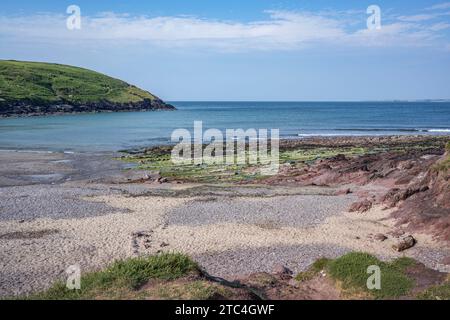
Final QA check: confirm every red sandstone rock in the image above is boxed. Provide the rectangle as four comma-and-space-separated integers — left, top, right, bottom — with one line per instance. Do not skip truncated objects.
349, 199, 373, 213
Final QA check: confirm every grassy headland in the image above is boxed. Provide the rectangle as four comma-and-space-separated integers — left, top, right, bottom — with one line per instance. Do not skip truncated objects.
0, 60, 174, 116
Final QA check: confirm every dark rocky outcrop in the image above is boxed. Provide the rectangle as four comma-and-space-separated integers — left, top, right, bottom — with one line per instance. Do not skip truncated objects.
0, 98, 175, 118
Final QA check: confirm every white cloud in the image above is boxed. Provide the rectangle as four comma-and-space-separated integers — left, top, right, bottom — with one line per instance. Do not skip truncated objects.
427, 2, 450, 10
397, 14, 437, 22
430, 22, 450, 31
0, 10, 448, 51
348, 23, 439, 47
0, 11, 346, 49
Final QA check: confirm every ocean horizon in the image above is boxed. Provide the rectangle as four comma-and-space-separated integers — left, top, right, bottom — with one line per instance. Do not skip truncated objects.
0, 101, 449, 152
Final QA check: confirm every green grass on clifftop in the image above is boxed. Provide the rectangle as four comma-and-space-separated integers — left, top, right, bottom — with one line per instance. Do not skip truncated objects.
0, 60, 157, 105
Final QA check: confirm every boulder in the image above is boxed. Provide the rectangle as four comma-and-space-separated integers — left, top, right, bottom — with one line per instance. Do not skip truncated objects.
392, 235, 416, 252
349, 199, 372, 213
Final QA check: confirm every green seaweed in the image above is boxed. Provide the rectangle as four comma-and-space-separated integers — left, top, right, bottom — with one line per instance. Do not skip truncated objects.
118, 138, 449, 183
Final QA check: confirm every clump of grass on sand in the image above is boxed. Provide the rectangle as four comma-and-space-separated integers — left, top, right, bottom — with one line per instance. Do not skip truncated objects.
295, 253, 415, 299
29, 253, 199, 300
327, 252, 414, 299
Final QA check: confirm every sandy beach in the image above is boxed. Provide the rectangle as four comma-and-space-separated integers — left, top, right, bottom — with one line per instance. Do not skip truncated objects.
1, 137, 449, 297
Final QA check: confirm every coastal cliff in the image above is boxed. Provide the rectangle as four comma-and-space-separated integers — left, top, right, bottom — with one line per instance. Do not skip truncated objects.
0, 60, 175, 117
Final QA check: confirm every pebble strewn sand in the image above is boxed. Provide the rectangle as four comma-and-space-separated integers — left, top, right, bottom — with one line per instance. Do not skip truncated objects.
0, 194, 187, 296
1, 188, 448, 296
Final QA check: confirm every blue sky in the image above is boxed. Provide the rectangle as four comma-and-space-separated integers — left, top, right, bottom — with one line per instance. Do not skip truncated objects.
1, 0, 450, 101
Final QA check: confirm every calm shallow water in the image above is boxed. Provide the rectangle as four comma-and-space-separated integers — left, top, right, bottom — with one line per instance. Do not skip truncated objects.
0, 101, 449, 152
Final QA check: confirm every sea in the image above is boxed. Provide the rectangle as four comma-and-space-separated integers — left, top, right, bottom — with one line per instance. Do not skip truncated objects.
0, 101, 449, 152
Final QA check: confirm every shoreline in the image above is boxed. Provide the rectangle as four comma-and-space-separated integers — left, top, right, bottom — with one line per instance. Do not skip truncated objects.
0, 133, 449, 155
